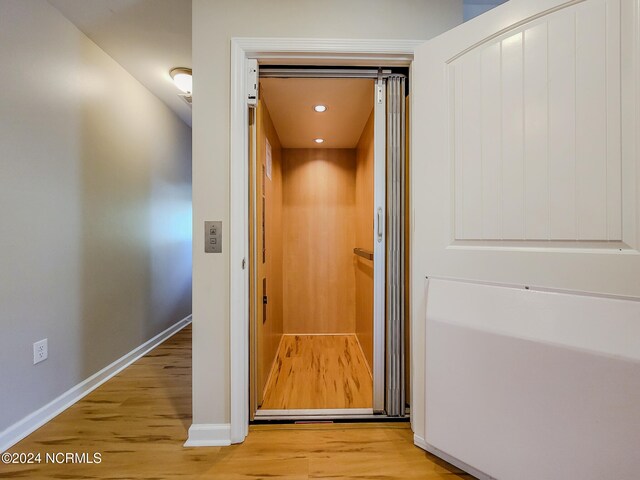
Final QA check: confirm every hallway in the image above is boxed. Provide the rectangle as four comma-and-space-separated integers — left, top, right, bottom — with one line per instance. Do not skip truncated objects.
2, 325, 469, 479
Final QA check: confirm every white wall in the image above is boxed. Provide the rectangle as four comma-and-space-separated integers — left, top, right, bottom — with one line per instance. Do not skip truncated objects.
192, 0, 463, 430
0, 0, 192, 434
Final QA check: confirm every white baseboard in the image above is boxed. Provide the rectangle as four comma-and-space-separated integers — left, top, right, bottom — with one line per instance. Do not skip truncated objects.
413, 434, 493, 480
184, 423, 231, 447
0, 315, 192, 453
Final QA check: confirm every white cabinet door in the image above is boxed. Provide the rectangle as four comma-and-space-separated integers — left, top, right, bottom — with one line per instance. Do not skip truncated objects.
411, 0, 640, 478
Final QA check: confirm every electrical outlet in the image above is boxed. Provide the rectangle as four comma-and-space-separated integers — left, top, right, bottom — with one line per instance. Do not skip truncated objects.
33, 339, 48, 365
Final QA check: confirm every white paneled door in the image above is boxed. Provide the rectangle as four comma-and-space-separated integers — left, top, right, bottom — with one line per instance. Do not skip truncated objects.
411, 0, 640, 478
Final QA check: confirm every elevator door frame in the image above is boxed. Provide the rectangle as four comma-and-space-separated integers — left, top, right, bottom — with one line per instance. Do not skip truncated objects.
229, 38, 420, 444
249, 72, 387, 420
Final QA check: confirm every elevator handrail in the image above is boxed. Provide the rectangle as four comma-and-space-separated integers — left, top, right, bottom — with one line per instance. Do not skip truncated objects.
353, 247, 374, 261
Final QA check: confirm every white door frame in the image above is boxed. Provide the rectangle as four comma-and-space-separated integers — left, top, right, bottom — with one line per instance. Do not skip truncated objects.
229, 37, 421, 443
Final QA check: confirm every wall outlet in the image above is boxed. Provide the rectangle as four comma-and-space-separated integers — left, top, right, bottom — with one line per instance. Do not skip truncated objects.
33, 339, 48, 365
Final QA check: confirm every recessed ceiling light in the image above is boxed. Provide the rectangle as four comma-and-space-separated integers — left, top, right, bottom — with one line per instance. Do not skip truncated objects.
313, 105, 327, 113
314, 138, 324, 144
170, 67, 192, 94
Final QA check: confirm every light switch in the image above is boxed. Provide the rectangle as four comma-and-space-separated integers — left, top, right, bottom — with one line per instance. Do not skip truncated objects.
205, 221, 222, 253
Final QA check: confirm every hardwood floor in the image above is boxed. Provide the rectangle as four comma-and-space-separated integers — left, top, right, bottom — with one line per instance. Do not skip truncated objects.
261, 334, 372, 410
1, 325, 472, 479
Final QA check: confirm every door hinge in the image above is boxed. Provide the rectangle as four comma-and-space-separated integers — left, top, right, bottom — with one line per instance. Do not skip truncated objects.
376, 85, 384, 104
241, 258, 246, 270
262, 295, 268, 305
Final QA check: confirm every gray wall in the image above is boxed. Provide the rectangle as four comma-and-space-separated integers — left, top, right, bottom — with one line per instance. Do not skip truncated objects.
464, 1, 509, 21
0, 0, 192, 432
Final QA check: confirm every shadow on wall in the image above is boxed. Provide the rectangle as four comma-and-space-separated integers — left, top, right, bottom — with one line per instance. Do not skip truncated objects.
77, 39, 193, 381
464, 0, 510, 21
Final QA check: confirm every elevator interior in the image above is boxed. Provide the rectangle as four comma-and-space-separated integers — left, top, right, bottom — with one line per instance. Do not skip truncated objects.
249, 71, 409, 419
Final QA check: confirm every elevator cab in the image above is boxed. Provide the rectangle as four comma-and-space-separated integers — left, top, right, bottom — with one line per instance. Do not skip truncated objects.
248, 68, 409, 421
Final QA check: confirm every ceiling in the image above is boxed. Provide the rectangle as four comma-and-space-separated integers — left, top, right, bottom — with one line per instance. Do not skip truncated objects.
47, 0, 192, 126
44, 1, 487, 129
260, 78, 374, 149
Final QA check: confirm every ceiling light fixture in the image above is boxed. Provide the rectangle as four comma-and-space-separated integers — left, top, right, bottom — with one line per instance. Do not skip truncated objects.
313, 105, 327, 113
314, 138, 324, 144
170, 67, 192, 94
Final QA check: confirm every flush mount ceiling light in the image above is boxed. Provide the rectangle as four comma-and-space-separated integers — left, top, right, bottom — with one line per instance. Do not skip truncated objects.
170, 67, 192, 94
313, 104, 327, 113
314, 138, 324, 144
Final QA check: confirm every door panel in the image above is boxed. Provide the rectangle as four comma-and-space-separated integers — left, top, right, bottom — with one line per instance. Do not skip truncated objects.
446, 0, 623, 244
385, 75, 407, 416
412, 0, 640, 477
373, 79, 386, 412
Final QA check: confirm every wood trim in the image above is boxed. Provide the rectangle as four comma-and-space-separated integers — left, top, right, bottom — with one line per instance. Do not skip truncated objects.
260, 334, 286, 403
353, 334, 373, 380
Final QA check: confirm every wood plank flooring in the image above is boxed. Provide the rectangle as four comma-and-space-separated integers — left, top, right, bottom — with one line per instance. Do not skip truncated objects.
261, 334, 372, 410
1, 325, 472, 479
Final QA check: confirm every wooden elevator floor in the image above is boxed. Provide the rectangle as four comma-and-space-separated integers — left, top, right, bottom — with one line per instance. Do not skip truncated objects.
260, 334, 373, 410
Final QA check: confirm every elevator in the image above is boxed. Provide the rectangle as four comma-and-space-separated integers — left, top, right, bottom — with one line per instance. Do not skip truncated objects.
249, 68, 408, 420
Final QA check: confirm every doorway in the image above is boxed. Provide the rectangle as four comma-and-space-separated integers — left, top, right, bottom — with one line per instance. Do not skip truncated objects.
225, 36, 421, 445
248, 69, 408, 420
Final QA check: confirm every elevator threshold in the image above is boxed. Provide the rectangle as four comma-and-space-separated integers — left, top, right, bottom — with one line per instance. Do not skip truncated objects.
255, 408, 374, 420
253, 410, 410, 423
